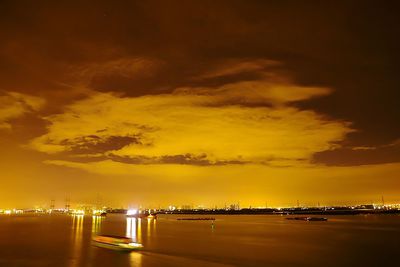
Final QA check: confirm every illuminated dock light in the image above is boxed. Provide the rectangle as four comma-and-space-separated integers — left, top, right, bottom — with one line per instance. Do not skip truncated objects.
92, 209, 105, 216
72, 209, 85, 215
127, 209, 137, 216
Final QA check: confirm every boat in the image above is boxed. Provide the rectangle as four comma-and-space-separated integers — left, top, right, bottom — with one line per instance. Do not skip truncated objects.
126, 209, 147, 218
286, 217, 328, 221
177, 217, 215, 221
307, 217, 328, 221
92, 212, 107, 217
92, 235, 143, 252
126, 209, 156, 219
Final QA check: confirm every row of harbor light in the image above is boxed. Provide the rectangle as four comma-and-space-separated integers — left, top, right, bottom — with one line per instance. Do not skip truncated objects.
71, 209, 106, 215
0, 209, 24, 214
127, 209, 158, 215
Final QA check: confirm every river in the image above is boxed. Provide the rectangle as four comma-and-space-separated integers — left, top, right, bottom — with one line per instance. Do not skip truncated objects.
0, 214, 398, 267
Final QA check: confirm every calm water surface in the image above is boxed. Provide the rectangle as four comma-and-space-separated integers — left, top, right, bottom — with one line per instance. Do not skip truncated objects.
0, 214, 398, 267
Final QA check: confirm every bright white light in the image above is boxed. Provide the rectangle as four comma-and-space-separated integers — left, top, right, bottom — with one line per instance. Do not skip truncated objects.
92, 209, 105, 215
128, 242, 143, 248
127, 209, 137, 216
73, 209, 85, 215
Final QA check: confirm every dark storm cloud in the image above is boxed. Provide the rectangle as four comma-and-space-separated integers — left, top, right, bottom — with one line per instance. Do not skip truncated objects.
59, 135, 140, 154
46, 151, 248, 166
313, 143, 400, 166
108, 153, 247, 166
68, 153, 248, 166
0, 0, 399, 166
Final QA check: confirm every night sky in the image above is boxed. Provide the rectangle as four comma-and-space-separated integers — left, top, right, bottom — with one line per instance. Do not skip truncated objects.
0, 0, 399, 208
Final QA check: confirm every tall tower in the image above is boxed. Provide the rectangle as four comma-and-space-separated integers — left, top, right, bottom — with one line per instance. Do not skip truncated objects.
96, 193, 103, 210
50, 199, 55, 210
65, 196, 70, 212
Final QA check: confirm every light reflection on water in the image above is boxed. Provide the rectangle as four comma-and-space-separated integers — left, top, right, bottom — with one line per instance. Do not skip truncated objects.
146, 218, 151, 240
92, 215, 103, 234
137, 218, 142, 243
126, 217, 143, 267
126, 217, 137, 241
70, 215, 84, 267
129, 247, 143, 267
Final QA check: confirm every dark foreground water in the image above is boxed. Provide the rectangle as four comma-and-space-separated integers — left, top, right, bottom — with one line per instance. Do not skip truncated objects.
0, 214, 398, 267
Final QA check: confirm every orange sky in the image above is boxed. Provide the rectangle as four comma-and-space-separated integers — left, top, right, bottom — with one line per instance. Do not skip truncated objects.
0, 1, 399, 208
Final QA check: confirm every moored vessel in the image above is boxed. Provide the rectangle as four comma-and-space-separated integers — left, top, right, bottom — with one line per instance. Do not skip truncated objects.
286, 217, 328, 221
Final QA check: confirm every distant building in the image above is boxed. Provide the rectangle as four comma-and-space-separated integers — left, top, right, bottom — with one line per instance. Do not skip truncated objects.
229, 203, 240, 211
181, 205, 192, 210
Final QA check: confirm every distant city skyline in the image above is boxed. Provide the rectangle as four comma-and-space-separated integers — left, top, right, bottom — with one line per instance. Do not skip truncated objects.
0, 196, 394, 210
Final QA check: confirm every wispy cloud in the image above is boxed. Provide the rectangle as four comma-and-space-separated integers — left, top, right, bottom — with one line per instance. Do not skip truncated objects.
0, 92, 45, 130
194, 59, 280, 80
175, 80, 331, 106
69, 57, 162, 84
